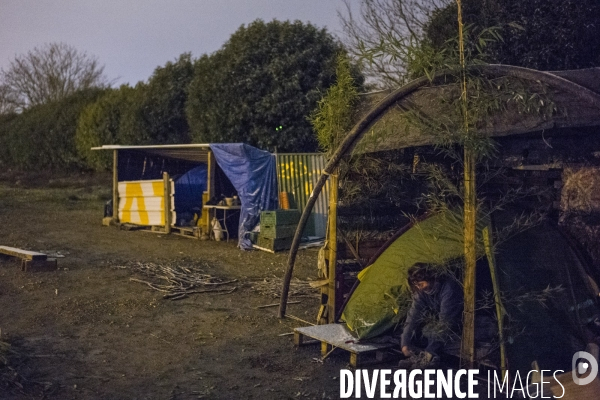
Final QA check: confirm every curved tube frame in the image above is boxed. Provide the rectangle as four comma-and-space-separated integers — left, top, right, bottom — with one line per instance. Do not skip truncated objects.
278, 64, 600, 318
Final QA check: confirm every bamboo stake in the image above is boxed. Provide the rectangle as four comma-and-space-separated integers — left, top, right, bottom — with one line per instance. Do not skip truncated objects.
327, 170, 339, 323
457, 0, 477, 368
483, 226, 507, 380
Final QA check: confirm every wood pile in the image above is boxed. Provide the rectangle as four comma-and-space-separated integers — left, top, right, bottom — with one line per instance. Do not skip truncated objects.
124, 262, 237, 300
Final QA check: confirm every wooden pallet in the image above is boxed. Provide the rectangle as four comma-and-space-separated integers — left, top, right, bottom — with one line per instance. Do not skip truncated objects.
294, 324, 394, 367
0, 246, 57, 272
171, 226, 201, 239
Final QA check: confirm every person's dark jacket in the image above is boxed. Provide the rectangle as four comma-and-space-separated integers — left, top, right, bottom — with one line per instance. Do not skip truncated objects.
400, 277, 463, 349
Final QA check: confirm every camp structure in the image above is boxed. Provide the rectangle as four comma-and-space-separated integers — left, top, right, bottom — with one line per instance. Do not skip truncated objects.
92, 143, 329, 250
281, 65, 600, 384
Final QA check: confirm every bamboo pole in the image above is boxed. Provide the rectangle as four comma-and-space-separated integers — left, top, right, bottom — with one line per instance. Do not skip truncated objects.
327, 170, 339, 323
112, 149, 119, 222
163, 172, 171, 234
462, 150, 477, 368
457, 0, 477, 368
483, 226, 507, 380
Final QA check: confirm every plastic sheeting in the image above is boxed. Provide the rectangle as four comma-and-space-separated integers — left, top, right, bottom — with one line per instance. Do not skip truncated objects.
174, 165, 208, 224
210, 144, 278, 249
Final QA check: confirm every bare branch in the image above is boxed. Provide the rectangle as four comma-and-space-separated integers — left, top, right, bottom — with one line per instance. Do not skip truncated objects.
0, 42, 109, 111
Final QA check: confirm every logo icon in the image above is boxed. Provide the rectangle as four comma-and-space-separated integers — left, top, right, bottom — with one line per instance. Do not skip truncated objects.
572, 351, 599, 385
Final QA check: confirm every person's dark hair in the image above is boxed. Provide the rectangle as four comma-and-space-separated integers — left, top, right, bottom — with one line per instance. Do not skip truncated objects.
407, 263, 438, 291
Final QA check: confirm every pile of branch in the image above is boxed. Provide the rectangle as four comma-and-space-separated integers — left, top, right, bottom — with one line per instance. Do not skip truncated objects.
125, 262, 237, 300
251, 276, 316, 299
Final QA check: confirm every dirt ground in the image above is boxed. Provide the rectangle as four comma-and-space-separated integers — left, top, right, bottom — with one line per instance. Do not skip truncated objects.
0, 172, 353, 400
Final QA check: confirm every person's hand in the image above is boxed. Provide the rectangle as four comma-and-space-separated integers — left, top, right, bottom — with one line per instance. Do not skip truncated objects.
402, 346, 413, 357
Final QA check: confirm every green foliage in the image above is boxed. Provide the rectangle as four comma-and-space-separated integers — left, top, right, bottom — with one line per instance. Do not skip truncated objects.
121, 53, 194, 145
425, 0, 600, 71
75, 53, 194, 171
311, 54, 360, 155
0, 88, 105, 170
75, 86, 139, 170
186, 19, 344, 152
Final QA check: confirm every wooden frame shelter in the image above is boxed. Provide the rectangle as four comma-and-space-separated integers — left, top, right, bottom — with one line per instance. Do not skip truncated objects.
278, 65, 600, 321
92, 144, 219, 238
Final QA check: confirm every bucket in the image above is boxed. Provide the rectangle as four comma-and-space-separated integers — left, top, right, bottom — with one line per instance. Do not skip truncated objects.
279, 192, 290, 209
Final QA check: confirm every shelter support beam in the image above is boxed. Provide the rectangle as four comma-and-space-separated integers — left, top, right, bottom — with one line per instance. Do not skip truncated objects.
202, 150, 216, 236
163, 172, 172, 234
112, 150, 119, 222
327, 170, 339, 323
483, 227, 507, 379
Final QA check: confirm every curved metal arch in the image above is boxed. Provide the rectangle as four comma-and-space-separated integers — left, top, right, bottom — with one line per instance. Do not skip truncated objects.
278, 64, 600, 318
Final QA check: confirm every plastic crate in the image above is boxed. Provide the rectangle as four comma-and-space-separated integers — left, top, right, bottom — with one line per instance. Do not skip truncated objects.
257, 235, 293, 252
260, 224, 297, 239
260, 209, 301, 226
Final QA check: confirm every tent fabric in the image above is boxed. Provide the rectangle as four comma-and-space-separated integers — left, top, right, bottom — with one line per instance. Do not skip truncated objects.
174, 164, 208, 224
342, 210, 489, 340
496, 221, 597, 373
209, 143, 278, 249
342, 210, 599, 375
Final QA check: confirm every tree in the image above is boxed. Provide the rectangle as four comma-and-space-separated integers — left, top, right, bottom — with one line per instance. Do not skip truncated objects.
76, 85, 139, 170
0, 88, 106, 169
425, 0, 600, 71
121, 53, 194, 145
1, 42, 109, 111
340, 0, 600, 88
339, 0, 451, 87
186, 19, 344, 152
0, 84, 18, 115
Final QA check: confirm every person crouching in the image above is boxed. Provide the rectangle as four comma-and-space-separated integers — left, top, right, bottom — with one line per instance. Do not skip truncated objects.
398, 263, 463, 369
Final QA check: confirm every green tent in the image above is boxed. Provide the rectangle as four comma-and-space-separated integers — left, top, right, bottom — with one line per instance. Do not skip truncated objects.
341, 210, 599, 373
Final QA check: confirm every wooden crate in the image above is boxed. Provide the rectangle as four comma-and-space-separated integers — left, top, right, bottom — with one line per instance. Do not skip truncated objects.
257, 235, 293, 252
260, 210, 300, 226
260, 224, 297, 239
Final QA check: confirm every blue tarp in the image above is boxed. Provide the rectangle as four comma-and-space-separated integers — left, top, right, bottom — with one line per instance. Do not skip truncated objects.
174, 164, 208, 224
210, 143, 278, 249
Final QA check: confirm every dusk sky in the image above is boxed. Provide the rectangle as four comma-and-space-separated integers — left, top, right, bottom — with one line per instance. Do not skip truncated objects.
1, 0, 361, 86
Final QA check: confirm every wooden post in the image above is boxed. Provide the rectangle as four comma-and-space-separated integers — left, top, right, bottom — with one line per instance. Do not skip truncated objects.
327, 170, 339, 323
462, 149, 477, 368
203, 150, 216, 235
163, 171, 171, 234
112, 149, 119, 222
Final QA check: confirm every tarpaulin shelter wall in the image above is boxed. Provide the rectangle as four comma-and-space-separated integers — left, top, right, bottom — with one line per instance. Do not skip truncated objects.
209, 144, 278, 249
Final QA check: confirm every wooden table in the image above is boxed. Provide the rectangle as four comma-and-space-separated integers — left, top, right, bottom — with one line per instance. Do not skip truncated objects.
203, 205, 241, 242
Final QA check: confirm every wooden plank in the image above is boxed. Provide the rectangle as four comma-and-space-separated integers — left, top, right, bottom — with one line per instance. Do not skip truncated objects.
0, 246, 47, 261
